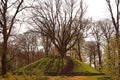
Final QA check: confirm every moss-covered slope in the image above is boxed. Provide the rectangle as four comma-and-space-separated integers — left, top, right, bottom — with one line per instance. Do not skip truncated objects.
16, 56, 101, 76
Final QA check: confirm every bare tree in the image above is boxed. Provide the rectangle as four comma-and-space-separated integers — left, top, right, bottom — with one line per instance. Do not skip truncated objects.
75, 19, 90, 61
91, 22, 103, 71
98, 19, 114, 60
85, 41, 98, 69
41, 35, 52, 56
105, 0, 120, 78
16, 31, 38, 64
0, 0, 24, 75
31, 0, 87, 58
96, 20, 114, 72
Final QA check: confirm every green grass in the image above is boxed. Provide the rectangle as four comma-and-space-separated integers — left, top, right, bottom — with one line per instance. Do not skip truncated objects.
17, 57, 51, 75
0, 74, 105, 80
71, 58, 100, 75
16, 56, 101, 76
0, 72, 50, 80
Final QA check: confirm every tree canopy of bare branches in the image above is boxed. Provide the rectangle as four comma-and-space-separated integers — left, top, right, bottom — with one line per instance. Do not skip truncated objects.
31, 0, 87, 57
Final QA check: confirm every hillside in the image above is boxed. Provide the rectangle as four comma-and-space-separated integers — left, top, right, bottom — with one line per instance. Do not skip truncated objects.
16, 56, 101, 76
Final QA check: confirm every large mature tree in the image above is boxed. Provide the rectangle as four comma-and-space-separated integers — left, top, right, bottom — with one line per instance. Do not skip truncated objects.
105, 0, 120, 78
0, 0, 24, 75
31, 0, 87, 57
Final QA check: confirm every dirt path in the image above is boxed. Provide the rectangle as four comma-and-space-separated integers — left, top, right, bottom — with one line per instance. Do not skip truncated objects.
49, 76, 99, 80
52, 76, 60, 80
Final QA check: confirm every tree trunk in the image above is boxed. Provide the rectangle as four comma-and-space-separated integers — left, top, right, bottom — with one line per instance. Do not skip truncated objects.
106, 40, 112, 71
93, 53, 96, 69
97, 42, 102, 71
45, 47, 49, 57
77, 39, 82, 61
59, 49, 66, 58
27, 52, 30, 64
89, 53, 92, 66
1, 38, 7, 75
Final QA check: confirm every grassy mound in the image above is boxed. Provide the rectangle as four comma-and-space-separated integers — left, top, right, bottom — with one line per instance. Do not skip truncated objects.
16, 56, 101, 76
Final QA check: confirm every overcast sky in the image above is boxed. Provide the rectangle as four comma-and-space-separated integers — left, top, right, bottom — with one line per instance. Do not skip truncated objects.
85, 0, 110, 20
84, 0, 114, 41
